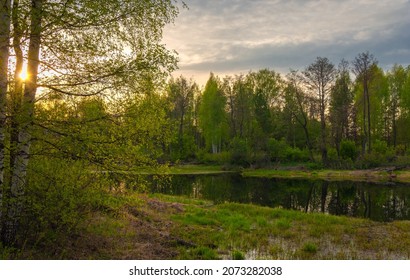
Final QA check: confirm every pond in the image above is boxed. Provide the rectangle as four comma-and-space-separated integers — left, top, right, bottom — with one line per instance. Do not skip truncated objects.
146, 174, 410, 222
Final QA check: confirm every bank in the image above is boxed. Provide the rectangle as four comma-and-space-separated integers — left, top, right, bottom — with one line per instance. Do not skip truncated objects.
10, 190, 407, 260
242, 167, 410, 183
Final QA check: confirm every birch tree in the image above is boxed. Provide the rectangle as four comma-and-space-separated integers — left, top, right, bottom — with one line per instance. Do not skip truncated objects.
0, 0, 180, 245
0, 0, 11, 231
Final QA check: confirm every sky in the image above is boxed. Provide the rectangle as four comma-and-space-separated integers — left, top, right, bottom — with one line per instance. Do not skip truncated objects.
162, 0, 410, 86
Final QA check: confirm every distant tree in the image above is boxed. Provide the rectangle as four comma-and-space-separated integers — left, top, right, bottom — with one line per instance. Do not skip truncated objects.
303, 57, 336, 164
198, 73, 228, 154
246, 69, 282, 139
167, 76, 198, 158
368, 65, 389, 144
330, 59, 354, 157
352, 52, 377, 154
284, 71, 314, 161
231, 75, 254, 139
386, 65, 407, 147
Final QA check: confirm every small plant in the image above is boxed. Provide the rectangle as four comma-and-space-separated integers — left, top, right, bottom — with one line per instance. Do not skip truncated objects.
189, 246, 219, 260
302, 242, 318, 253
276, 218, 291, 230
232, 250, 245, 260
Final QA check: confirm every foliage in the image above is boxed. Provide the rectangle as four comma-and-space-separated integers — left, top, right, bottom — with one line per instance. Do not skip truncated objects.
22, 158, 101, 245
284, 146, 310, 162
198, 74, 228, 154
267, 138, 288, 162
340, 140, 358, 161
229, 137, 250, 166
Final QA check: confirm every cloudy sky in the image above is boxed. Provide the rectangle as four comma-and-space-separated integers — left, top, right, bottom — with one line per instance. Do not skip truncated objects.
163, 0, 410, 86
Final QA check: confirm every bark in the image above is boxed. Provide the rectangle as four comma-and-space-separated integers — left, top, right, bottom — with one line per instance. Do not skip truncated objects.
320, 84, 328, 164
362, 80, 367, 155
4, 0, 43, 245
10, 0, 24, 174
0, 0, 11, 235
366, 81, 371, 153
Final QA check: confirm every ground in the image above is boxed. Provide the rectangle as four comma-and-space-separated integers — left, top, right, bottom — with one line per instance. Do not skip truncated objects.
48, 193, 410, 260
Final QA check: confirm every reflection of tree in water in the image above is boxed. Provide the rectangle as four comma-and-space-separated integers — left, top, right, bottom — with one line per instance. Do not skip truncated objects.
145, 174, 410, 222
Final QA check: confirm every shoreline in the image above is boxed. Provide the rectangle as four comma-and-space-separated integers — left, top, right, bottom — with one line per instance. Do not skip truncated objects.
242, 168, 410, 183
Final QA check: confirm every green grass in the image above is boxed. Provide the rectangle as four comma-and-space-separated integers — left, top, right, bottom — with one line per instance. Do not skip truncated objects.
168, 164, 234, 175
156, 195, 410, 260
10, 190, 408, 260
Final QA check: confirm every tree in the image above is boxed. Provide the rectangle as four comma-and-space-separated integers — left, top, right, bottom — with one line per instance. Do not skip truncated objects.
246, 69, 282, 141
386, 64, 407, 147
284, 70, 314, 161
198, 73, 227, 154
167, 76, 197, 159
303, 57, 336, 164
0, 0, 11, 231
352, 51, 377, 155
330, 59, 354, 157
0, 0, 181, 245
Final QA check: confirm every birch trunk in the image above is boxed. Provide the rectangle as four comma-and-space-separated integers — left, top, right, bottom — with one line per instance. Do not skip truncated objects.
4, 0, 43, 244
10, 0, 24, 174
0, 0, 11, 235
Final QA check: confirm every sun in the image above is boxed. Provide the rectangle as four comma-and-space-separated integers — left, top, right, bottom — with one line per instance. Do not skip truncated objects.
19, 68, 28, 81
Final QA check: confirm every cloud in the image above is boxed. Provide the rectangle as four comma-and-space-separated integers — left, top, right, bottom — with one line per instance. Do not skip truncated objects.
164, 0, 410, 84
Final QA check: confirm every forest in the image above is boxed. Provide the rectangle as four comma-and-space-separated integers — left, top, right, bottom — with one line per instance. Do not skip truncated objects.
1, 0, 410, 259
165, 58, 410, 169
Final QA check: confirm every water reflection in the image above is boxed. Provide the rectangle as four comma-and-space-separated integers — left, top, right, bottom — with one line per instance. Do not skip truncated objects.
147, 174, 410, 222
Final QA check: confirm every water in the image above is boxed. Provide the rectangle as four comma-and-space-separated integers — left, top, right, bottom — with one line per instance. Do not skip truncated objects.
146, 174, 410, 222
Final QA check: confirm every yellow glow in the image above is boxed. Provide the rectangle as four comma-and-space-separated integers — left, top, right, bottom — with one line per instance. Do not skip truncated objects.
19, 68, 28, 81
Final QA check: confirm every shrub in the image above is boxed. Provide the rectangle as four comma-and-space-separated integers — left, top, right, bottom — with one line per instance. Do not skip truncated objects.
373, 140, 388, 155
327, 148, 338, 161
267, 138, 288, 162
20, 157, 104, 252
395, 144, 406, 156
284, 146, 310, 162
340, 140, 358, 161
229, 137, 250, 166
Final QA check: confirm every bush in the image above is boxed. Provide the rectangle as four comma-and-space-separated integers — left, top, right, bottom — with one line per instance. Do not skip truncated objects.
327, 148, 338, 161
229, 137, 250, 166
372, 140, 388, 155
395, 144, 406, 156
267, 138, 288, 162
20, 157, 104, 252
284, 146, 310, 162
198, 151, 231, 165
340, 140, 358, 161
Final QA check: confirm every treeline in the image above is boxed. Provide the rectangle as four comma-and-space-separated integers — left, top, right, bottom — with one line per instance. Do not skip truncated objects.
164, 52, 410, 168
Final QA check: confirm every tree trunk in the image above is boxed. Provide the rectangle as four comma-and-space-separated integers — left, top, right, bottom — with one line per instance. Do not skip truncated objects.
320, 85, 327, 164
10, 0, 24, 175
178, 111, 184, 153
366, 81, 371, 153
362, 79, 367, 156
0, 0, 11, 235
4, 0, 43, 245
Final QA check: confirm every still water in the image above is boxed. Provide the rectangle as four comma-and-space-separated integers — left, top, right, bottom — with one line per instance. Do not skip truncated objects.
147, 174, 410, 222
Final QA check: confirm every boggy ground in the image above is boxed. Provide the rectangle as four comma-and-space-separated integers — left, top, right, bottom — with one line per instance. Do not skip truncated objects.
25, 192, 408, 260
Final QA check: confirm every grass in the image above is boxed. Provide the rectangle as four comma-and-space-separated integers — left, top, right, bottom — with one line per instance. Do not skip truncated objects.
153, 194, 410, 260
5, 190, 410, 260
167, 164, 234, 175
